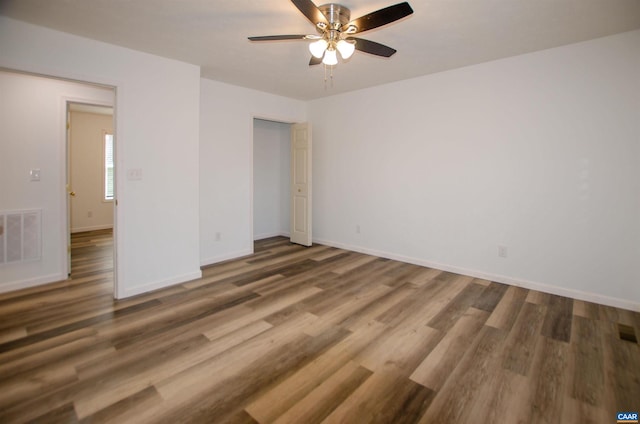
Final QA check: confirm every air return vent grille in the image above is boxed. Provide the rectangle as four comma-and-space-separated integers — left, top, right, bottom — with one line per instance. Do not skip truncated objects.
0, 210, 41, 264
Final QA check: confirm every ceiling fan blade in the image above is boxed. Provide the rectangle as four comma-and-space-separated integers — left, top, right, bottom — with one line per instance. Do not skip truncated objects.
309, 56, 322, 66
248, 35, 309, 41
291, 0, 329, 26
350, 37, 397, 57
348, 2, 413, 33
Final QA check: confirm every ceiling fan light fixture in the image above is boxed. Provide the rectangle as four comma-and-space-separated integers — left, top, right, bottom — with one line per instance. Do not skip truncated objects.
322, 48, 338, 66
309, 39, 328, 58
336, 39, 355, 59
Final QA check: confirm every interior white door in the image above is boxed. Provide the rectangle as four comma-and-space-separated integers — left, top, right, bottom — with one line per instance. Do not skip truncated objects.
290, 123, 312, 246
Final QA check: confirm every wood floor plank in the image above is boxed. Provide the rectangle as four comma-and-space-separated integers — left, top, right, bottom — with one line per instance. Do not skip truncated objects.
602, 321, 640, 411
466, 366, 531, 424
561, 396, 609, 424
406, 267, 443, 286
541, 295, 574, 343
573, 299, 600, 320
501, 301, 547, 376
0, 364, 78, 410
323, 369, 435, 424
411, 307, 489, 390
472, 281, 509, 312
356, 321, 441, 376
0, 232, 638, 423
0, 335, 114, 380
73, 334, 211, 418
417, 325, 507, 423
485, 285, 529, 331
0, 327, 27, 344
376, 274, 467, 328
339, 281, 419, 332
570, 316, 605, 406
426, 281, 486, 332
245, 320, 387, 423
271, 360, 372, 424
78, 386, 163, 424
331, 253, 379, 275
528, 337, 570, 423
31, 403, 79, 424
154, 324, 350, 423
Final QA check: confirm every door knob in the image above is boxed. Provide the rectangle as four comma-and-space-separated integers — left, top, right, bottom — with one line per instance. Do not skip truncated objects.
69, 191, 76, 197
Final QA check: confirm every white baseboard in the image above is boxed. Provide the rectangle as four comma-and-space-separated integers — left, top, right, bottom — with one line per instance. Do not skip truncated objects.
71, 224, 113, 233
119, 270, 203, 299
200, 248, 253, 268
0, 272, 67, 294
313, 237, 640, 312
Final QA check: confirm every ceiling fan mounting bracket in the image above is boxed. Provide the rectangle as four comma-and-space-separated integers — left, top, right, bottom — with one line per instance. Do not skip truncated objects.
318, 3, 351, 29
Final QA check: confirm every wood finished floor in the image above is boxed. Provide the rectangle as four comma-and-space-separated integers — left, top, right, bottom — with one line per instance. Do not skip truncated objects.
0, 230, 638, 423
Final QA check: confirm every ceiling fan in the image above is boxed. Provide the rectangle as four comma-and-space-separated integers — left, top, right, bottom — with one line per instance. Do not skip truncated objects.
248, 0, 414, 66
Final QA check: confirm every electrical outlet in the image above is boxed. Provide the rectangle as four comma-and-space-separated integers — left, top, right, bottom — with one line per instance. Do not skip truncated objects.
127, 168, 143, 180
29, 168, 41, 181
498, 245, 508, 258
215, 232, 221, 241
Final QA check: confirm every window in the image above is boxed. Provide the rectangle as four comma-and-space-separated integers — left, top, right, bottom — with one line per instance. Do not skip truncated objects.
104, 133, 114, 201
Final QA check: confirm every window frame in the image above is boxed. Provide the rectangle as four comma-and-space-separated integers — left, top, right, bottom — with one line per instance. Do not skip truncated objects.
103, 131, 114, 203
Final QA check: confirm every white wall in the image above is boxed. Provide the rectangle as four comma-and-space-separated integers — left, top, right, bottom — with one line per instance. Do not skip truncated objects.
309, 30, 640, 310
70, 111, 114, 233
200, 79, 306, 266
253, 119, 291, 240
0, 71, 114, 291
0, 17, 201, 298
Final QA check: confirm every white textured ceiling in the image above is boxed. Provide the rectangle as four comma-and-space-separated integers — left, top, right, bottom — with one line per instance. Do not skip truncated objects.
1, 0, 639, 100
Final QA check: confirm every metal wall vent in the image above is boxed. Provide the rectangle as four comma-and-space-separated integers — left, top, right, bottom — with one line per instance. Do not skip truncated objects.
0, 209, 41, 264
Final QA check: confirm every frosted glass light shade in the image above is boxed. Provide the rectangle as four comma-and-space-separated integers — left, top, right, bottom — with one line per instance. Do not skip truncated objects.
323, 48, 338, 65
337, 40, 355, 59
309, 39, 328, 58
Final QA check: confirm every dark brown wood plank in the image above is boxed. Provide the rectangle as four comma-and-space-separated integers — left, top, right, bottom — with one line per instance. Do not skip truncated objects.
472, 281, 509, 312
542, 295, 574, 343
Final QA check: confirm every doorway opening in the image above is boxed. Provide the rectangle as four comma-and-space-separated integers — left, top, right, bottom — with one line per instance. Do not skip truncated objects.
66, 102, 115, 290
253, 118, 291, 242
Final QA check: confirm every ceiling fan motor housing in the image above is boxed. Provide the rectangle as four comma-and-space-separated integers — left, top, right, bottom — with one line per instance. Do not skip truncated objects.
318, 4, 351, 28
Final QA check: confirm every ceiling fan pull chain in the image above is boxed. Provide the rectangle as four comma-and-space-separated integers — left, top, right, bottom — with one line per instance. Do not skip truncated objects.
324, 64, 328, 90
330, 65, 334, 88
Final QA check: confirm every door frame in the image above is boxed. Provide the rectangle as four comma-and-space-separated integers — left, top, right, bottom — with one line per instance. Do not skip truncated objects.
250, 114, 306, 254
63, 95, 117, 295
65, 100, 116, 281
